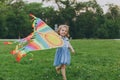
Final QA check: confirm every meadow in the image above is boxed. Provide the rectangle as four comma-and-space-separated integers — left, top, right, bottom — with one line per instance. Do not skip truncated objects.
0, 39, 120, 80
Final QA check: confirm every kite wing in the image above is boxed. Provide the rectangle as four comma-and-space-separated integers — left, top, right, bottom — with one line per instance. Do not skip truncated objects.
11, 14, 63, 62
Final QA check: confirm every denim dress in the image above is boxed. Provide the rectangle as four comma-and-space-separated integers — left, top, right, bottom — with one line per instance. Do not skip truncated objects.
54, 37, 71, 66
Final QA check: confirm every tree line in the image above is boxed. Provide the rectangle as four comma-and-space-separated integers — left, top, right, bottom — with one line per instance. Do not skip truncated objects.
0, 0, 120, 39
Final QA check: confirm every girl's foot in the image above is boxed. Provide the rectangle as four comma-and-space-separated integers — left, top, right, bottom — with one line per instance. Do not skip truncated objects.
63, 77, 67, 80
55, 67, 61, 74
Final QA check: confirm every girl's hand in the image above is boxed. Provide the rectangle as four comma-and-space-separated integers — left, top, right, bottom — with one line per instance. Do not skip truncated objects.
71, 49, 75, 54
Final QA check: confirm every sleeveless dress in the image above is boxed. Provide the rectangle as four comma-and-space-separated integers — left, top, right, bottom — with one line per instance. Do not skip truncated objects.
53, 37, 71, 66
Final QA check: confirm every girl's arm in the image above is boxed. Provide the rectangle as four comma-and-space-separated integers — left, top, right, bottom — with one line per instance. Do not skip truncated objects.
68, 42, 75, 53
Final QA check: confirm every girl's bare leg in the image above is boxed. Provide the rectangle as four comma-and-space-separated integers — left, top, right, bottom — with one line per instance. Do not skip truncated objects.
55, 66, 61, 74
61, 64, 67, 80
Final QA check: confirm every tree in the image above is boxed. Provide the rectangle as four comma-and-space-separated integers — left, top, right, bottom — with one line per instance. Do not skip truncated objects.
104, 4, 120, 38
1, 0, 120, 39
4, 0, 32, 38
0, 0, 14, 38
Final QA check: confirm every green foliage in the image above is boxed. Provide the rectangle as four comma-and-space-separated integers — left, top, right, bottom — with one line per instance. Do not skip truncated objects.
0, 0, 120, 39
0, 39, 120, 80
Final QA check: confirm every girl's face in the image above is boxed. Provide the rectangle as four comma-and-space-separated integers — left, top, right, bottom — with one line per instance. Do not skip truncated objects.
59, 27, 68, 37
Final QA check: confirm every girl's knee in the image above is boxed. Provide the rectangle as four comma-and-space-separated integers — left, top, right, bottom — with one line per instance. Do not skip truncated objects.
61, 64, 66, 69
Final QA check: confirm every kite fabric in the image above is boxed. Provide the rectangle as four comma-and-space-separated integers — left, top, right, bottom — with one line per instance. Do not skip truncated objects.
11, 14, 63, 62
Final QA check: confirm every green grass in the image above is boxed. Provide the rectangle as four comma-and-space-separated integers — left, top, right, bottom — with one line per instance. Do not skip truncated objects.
0, 39, 120, 80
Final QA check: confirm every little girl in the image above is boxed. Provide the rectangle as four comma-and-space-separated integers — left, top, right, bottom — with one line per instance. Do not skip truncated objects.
53, 25, 75, 80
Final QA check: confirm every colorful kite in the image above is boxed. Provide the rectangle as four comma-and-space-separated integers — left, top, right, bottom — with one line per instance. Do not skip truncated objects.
11, 14, 63, 62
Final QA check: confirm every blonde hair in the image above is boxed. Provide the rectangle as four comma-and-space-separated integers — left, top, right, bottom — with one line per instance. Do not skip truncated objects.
57, 25, 70, 37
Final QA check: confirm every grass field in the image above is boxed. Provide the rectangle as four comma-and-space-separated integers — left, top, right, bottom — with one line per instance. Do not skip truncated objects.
0, 39, 120, 80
